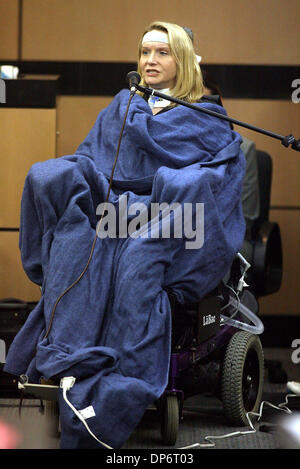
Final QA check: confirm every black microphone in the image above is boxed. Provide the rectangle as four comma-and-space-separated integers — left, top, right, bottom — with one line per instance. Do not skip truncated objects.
126, 71, 141, 93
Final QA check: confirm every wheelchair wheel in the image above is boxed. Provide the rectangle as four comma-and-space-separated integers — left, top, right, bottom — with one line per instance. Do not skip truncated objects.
160, 395, 179, 446
221, 330, 264, 426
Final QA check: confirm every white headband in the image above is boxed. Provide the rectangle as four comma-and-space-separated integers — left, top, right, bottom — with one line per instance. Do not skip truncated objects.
142, 30, 169, 44
142, 29, 202, 63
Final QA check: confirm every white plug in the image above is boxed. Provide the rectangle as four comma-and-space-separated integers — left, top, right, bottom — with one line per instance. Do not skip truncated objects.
59, 375, 113, 449
60, 376, 76, 391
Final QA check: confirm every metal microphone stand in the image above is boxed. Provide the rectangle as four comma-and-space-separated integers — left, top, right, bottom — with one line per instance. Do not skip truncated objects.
132, 83, 300, 152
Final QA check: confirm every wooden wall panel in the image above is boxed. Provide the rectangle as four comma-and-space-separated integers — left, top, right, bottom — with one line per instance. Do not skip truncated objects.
56, 96, 113, 157
223, 99, 300, 207
0, 0, 19, 59
0, 231, 41, 301
259, 209, 300, 316
0, 108, 56, 227
21, 0, 300, 64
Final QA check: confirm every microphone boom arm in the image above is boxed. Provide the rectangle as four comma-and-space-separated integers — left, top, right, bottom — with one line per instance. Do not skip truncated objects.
133, 83, 300, 152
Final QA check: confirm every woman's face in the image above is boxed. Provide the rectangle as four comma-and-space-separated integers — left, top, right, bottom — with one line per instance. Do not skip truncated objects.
139, 40, 177, 90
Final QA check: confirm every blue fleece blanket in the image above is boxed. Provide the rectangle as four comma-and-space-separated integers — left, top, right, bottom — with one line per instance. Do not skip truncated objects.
4, 90, 245, 448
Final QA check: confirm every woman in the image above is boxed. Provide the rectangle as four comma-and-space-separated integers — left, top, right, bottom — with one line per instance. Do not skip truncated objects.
4, 22, 246, 449
137, 21, 203, 114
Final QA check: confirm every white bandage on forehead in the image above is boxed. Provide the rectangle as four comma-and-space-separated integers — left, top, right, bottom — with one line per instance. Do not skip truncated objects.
142, 29, 202, 63
142, 30, 169, 44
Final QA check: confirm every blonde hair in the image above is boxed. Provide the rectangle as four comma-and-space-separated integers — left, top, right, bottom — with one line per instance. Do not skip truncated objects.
137, 21, 204, 104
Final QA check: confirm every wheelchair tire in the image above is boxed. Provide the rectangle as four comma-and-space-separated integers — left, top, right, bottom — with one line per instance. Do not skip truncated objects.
221, 330, 264, 426
160, 395, 179, 446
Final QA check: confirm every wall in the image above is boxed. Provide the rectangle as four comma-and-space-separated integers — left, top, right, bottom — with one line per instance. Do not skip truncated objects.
0, 0, 19, 60
0, 0, 299, 316
19, 0, 300, 64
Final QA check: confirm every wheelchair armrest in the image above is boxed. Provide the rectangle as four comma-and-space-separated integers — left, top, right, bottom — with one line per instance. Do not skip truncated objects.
252, 221, 283, 297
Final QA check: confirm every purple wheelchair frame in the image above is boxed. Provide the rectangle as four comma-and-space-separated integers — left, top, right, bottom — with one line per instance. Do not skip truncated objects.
163, 313, 236, 417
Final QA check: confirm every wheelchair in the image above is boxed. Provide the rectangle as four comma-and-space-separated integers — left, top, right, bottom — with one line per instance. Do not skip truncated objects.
17, 150, 283, 447
158, 150, 283, 445
158, 255, 264, 446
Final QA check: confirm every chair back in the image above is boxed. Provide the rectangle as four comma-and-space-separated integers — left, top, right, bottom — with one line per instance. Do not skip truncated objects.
251, 151, 283, 297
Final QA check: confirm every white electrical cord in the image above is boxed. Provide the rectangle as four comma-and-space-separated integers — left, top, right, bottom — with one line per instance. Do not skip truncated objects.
61, 379, 299, 450
179, 394, 299, 449
60, 377, 113, 449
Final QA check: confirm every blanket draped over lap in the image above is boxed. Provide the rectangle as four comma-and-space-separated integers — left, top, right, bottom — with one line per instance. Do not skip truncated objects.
4, 89, 246, 448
